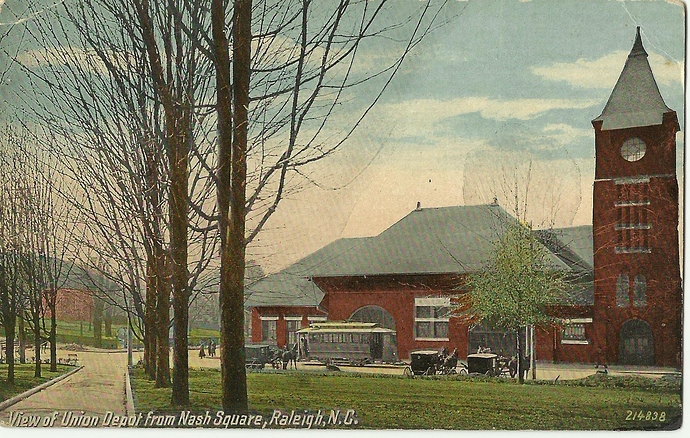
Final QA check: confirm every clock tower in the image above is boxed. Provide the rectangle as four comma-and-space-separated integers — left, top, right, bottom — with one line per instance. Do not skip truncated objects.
591, 27, 681, 367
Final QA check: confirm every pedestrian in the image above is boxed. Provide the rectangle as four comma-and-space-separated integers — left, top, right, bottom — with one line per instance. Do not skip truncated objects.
199, 341, 206, 359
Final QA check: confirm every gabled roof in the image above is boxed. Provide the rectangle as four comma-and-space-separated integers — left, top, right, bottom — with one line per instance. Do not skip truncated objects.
307, 204, 568, 276
247, 204, 578, 307
593, 27, 671, 131
535, 225, 593, 272
244, 238, 365, 307
535, 225, 594, 306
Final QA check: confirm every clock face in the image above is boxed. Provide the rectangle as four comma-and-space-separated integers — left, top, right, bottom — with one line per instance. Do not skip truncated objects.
621, 137, 646, 162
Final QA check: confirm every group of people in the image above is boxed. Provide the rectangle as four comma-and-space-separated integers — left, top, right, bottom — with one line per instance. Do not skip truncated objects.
198, 339, 216, 359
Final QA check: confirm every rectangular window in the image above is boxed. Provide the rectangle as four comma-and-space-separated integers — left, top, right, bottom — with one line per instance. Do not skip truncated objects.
562, 323, 586, 341
615, 181, 651, 254
261, 318, 277, 343
286, 319, 300, 346
414, 297, 450, 340
560, 318, 591, 345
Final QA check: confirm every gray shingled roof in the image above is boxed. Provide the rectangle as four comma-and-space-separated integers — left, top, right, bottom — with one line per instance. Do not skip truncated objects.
308, 204, 569, 276
247, 204, 576, 307
535, 225, 593, 272
244, 238, 365, 307
535, 226, 594, 305
593, 27, 671, 131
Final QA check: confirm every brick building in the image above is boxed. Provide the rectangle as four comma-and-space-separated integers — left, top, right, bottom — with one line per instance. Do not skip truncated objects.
589, 27, 681, 367
246, 29, 681, 367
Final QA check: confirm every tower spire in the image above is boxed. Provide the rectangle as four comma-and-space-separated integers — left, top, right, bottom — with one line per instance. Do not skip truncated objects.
592, 27, 670, 131
629, 26, 648, 57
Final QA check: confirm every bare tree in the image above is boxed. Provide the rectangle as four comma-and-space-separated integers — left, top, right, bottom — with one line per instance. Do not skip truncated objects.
0, 128, 28, 383
8, 0, 454, 409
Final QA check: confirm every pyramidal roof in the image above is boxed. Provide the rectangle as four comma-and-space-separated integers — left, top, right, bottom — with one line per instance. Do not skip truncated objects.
593, 27, 671, 131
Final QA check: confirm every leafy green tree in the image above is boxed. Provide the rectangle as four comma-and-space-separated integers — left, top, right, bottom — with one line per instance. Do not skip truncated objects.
465, 221, 568, 383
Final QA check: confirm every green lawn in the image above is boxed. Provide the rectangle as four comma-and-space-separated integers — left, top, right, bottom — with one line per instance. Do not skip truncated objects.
1, 321, 220, 350
0, 364, 74, 402
131, 367, 681, 430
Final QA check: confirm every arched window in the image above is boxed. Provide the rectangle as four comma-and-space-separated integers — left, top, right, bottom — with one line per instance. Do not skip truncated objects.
616, 274, 629, 307
633, 275, 647, 307
349, 305, 396, 330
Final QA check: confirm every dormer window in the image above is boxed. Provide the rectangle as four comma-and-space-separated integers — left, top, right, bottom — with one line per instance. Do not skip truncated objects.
621, 137, 646, 162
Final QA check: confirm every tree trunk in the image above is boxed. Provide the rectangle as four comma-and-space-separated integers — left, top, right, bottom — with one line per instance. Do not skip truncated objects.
33, 310, 41, 378
50, 296, 57, 372
516, 330, 524, 384
93, 295, 104, 348
155, 248, 170, 387
215, 0, 252, 412
145, 254, 157, 380
18, 316, 25, 364
170, 131, 190, 406
3, 319, 16, 383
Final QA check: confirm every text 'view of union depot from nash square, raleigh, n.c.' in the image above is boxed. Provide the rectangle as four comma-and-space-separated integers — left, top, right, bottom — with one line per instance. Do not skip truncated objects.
0, 0, 684, 431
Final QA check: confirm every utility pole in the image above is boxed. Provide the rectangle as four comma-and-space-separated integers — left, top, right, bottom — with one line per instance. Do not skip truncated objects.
127, 318, 133, 367
530, 325, 536, 380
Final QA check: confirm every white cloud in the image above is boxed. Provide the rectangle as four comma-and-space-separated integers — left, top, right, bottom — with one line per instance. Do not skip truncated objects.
531, 50, 683, 89
378, 96, 598, 129
542, 123, 592, 145
17, 46, 133, 76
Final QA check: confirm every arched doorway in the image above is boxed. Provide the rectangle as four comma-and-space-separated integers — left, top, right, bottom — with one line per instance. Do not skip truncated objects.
619, 319, 654, 365
349, 305, 396, 330
349, 306, 397, 361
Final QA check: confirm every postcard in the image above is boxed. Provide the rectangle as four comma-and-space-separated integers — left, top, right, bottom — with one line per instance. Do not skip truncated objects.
0, 0, 683, 431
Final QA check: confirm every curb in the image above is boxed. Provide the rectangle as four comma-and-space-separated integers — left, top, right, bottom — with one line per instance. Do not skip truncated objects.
0, 365, 84, 412
124, 367, 135, 415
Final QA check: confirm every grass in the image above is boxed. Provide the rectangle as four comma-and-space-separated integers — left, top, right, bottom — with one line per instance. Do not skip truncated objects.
1, 321, 219, 350
131, 367, 681, 430
0, 363, 74, 402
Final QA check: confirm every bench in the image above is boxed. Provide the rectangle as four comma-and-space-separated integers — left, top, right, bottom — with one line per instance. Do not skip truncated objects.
67, 353, 79, 365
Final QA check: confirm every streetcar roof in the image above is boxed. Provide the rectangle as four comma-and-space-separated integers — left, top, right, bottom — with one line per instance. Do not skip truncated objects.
297, 326, 395, 334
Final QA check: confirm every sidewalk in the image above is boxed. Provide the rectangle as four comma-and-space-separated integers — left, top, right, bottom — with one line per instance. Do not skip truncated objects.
0, 350, 128, 427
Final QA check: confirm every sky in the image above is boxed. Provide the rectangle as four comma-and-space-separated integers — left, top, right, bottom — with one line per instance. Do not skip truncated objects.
249, 0, 685, 272
0, 0, 685, 274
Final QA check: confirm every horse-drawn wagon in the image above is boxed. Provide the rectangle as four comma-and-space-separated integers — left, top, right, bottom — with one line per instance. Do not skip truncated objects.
244, 344, 280, 370
466, 353, 517, 377
403, 349, 464, 377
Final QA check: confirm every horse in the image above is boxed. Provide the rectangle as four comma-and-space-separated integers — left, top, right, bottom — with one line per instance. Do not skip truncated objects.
281, 343, 298, 370
440, 348, 458, 374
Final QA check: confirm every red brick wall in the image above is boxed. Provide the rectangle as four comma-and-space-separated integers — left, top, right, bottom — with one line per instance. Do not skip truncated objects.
44, 289, 94, 321
251, 306, 325, 348
592, 113, 682, 367
314, 274, 469, 360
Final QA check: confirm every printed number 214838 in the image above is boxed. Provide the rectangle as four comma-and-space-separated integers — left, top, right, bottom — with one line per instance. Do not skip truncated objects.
625, 411, 666, 422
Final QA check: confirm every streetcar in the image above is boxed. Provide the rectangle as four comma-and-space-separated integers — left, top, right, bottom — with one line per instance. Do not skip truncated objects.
297, 321, 397, 366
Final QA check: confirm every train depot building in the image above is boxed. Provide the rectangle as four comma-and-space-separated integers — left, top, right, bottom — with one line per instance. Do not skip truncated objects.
245, 29, 681, 368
